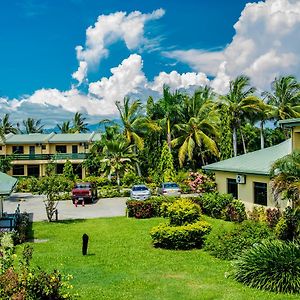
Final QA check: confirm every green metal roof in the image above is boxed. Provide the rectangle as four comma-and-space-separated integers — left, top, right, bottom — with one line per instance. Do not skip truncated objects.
0, 172, 18, 196
203, 139, 292, 176
279, 118, 300, 128
1, 132, 101, 144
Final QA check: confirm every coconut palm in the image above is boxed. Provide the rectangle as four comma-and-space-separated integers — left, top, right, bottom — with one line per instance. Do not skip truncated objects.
172, 95, 219, 166
22, 118, 44, 134
220, 75, 261, 156
270, 151, 300, 207
263, 76, 300, 121
100, 139, 137, 186
57, 121, 72, 133
73, 112, 89, 133
0, 114, 18, 134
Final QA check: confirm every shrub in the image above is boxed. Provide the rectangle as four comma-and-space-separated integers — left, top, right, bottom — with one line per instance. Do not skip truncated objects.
16, 177, 40, 193
14, 212, 31, 244
248, 206, 267, 222
164, 199, 201, 226
82, 176, 111, 188
205, 220, 274, 260
150, 220, 211, 250
122, 171, 142, 187
222, 200, 247, 222
187, 171, 216, 193
99, 187, 122, 198
266, 208, 281, 228
275, 206, 300, 241
233, 240, 300, 293
126, 201, 154, 218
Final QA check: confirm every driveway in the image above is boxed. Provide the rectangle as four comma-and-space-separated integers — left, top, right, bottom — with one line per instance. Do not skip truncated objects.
4, 193, 128, 222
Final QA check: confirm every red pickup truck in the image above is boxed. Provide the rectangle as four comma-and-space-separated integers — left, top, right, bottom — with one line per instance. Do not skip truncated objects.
71, 182, 97, 206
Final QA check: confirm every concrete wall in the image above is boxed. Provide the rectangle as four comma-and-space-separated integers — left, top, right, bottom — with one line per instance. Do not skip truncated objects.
292, 126, 300, 151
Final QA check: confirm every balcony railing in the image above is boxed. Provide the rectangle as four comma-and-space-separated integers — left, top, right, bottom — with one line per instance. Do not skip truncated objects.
0, 153, 88, 161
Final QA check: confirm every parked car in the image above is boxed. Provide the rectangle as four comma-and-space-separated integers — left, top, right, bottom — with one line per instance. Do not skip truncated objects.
72, 182, 97, 205
130, 185, 151, 200
158, 182, 181, 197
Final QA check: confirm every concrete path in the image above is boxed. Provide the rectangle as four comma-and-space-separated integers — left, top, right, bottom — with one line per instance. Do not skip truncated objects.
4, 193, 128, 222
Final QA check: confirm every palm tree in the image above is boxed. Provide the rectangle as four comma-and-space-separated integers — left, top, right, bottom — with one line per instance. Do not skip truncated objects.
57, 121, 72, 133
264, 76, 300, 121
100, 139, 137, 186
220, 75, 261, 156
22, 118, 44, 134
172, 94, 219, 166
73, 112, 88, 133
270, 151, 300, 208
0, 114, 18, 134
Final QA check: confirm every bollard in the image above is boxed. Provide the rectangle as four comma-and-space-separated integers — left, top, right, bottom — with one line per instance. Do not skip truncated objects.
82, 234, 89, 255
55, 209, 58, 221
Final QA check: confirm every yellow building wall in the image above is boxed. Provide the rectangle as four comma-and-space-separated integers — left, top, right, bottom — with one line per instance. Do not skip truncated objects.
214, 171, 281, 210
292, 126, 300, 151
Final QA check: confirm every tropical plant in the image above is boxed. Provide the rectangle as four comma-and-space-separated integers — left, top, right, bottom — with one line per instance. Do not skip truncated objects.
263, 75, 300, 122
57, 120, 72, 133
220, 75, 261, 156
72, 112, 88, 133
157, 142, 175, 182
270, 151, 300, 207
22, 118, 44, 134
0, 114, 18, 134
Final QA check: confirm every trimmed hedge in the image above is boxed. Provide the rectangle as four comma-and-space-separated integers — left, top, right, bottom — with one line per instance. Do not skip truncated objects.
234, 240, 300, 293
150, 220, 212, 250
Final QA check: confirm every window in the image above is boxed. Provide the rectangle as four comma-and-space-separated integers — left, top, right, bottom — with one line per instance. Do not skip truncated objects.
56, 164, 64, 174
56, 145, 67, 153
42, 144, 46, 150
27, 165, 40, 177
227, 178, 238, 199
0, 146, 2, 151
254, 182, 267, 206
12, 146, 24, 154
72, 145, 78, 153
13, 165, 24, 176
29, 146, 35, 155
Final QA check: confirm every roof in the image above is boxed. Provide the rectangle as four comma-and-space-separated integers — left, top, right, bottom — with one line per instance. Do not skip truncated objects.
279, 118, 300, 128
203, 139, 292, 176
0, 132, 101, 145
0, 172, 18, 196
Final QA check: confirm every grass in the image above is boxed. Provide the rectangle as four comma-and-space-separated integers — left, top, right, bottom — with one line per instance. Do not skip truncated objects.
23, 216, 298, 300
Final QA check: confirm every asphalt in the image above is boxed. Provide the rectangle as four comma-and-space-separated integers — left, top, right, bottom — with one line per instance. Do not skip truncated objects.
4, 193, 128, 222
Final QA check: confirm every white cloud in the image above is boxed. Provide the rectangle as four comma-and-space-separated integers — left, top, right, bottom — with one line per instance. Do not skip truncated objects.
149, 70, 209, 92
164, 0, 300, 92
73, 8, 165, 84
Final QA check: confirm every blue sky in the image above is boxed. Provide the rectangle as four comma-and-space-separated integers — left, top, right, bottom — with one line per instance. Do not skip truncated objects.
0, 0, 299, 126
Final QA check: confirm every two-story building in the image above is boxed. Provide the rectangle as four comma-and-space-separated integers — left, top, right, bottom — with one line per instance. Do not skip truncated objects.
203, 118, 300, 209
0, 132, 101, 178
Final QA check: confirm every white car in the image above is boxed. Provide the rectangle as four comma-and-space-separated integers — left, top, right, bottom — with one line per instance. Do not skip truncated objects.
158, 182, 181, 197
130, 185, 151, 200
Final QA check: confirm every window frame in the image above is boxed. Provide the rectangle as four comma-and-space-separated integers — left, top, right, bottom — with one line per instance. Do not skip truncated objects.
254, 182, 268, 206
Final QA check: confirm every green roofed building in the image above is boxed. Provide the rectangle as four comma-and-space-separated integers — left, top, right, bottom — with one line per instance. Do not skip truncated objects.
0, 132, 101, 178
203, 118, 300, 209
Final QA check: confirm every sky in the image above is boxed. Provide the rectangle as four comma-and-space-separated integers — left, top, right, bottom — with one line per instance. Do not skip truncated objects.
0, 0, 299, 127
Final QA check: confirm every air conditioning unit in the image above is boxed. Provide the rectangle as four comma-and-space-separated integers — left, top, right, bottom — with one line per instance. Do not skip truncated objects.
236, 174, 246, 184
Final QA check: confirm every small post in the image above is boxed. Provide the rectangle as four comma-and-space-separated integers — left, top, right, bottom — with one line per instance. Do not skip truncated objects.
82, 234, 89, 255
55, 209, 58, 221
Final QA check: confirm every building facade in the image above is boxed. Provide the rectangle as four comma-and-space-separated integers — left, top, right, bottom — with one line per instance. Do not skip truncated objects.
203, 118, 300, 209
0, 132, 101, 178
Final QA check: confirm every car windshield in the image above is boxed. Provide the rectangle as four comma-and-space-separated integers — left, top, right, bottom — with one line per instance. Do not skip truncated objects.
164, 183, 179, 188
132, 186, 148, 191
75, 184, 91, 189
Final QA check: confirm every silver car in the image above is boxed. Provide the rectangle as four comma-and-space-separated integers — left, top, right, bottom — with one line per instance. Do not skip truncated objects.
158, 182, 181, 197
130, 185, 151, 200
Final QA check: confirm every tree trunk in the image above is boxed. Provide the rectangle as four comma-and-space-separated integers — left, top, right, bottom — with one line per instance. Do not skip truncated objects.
260, 121, 265, 149
233, 127, 237, 157
240, 129, 247, 154
116, 171, 120, 187
133, 145, 142, 177
167, 118, 171, 151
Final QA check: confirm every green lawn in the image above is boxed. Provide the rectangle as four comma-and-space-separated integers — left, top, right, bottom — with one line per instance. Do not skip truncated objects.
24, 217, 298, 300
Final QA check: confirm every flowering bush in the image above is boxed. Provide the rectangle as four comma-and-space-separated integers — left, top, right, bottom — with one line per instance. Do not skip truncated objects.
187, 171, 216, 194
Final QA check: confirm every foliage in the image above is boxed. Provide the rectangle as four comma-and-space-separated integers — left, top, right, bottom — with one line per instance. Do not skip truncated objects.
21, 117, 44, 134
266, 208, 281, 228
270, 151, 300, 206
150, 220, 211, 250
205, 220, 274, 260
0, 244, 75, 299
157, 142, 175, 182
99, 187, 122, 198
0, 155, 12, 173
275, 206, 300, 241
248, 206, 267, 222
63, 160, 76, 181
14, 212, 31, 244
163, 199, 201, 226
82, 176, 111, 188
16, 177, 40, 193
126, 201, 154, 219
187, 171, 216, 193
122, 171, 143, 187
222, 200, 247, 222
233, 240, 300, 293
219, 106, 232, 160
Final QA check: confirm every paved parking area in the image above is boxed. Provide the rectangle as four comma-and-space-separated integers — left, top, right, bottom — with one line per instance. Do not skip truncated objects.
4, 193, 128, 222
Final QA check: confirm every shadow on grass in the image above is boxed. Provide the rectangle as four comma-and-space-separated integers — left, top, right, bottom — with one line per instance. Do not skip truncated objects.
55, 219, 87, 224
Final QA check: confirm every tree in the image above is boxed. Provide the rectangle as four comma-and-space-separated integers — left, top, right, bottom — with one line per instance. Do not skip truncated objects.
73, 112, 88, 133
264, 75, 300, 122
63, 160, 75, 181
220, 75, 261, 156
270, 151, 300, 208
219, 106, 232, 160
22, 118, 44, 134
57, 121, 72, 133
0, 114, 18, 134
100, 139, 137, 186
157, 142, 175, 182
0, 156, 12, 173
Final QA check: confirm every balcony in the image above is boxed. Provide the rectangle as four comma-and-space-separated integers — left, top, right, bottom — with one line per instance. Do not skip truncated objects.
0, 153, 88, 161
